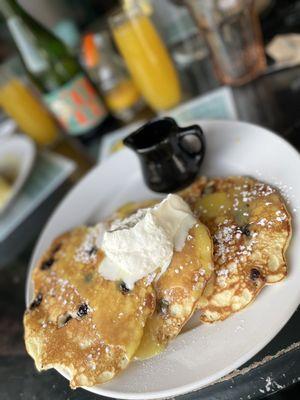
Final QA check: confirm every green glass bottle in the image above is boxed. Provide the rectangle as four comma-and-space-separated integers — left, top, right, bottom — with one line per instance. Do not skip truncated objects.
0, 0, 112, 142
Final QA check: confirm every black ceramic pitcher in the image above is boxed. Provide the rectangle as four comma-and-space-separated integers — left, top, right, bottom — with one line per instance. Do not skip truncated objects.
123, 117, 206, 193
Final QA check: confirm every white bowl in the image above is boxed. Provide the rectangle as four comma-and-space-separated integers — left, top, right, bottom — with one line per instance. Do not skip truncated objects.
0, 134, 35, 215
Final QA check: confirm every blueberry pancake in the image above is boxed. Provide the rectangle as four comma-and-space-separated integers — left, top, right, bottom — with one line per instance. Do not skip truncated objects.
134, 221, 213, 359
24, 226, 155, 388
181, 176, 291, 322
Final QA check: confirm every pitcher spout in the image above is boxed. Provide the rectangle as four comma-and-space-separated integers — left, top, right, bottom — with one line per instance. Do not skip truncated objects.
123, 135, 136, 150
123, 117, 176, 154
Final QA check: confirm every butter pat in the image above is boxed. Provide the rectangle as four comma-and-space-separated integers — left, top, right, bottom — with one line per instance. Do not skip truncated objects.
99, 194, 196, 289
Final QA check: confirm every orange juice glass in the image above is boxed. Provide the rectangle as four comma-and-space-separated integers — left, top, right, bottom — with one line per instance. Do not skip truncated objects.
0, 73, 59, 146
109, 6, 181, 112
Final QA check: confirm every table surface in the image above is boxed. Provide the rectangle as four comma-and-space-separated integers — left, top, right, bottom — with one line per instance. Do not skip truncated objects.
1, 66, 300, 400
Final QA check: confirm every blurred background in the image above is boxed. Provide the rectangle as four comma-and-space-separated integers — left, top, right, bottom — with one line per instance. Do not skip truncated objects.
3, 0, 300, 265
0, 0, 300, 399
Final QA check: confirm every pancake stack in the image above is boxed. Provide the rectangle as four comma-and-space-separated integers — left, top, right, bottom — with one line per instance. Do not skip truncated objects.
24, 176, 291, 388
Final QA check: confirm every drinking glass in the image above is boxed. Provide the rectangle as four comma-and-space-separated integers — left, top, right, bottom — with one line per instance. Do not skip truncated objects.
81, 31, 144, 122
185, 0, 266, 85
109, 4, 182, 111
0, 63, 59, 145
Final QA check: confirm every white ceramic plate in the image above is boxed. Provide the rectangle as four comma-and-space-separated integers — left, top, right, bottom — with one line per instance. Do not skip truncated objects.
0, 134, 35, 214
26, 120, 300, 400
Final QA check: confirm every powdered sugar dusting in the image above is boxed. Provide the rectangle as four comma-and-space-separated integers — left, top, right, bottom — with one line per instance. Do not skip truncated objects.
206, 179, 290, 289
74, 223, 105, 264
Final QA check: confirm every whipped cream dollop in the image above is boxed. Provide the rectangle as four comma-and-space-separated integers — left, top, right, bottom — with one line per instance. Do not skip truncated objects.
98, 194, 196, 289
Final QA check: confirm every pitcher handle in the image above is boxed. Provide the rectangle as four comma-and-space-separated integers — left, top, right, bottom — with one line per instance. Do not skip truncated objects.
177, 124, 206, 159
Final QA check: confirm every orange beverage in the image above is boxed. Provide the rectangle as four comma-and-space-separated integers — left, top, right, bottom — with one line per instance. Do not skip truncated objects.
110, 7, 181, 111
0, 78, 59, 146
104, 79, 141, 113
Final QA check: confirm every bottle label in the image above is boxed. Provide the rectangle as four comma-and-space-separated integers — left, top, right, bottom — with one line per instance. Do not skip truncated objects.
43, 74, 107, 135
